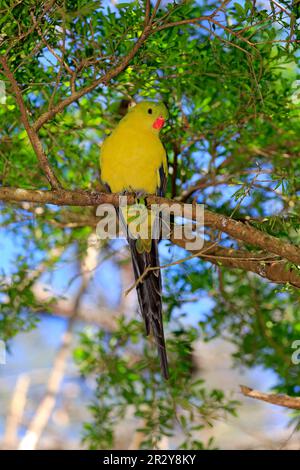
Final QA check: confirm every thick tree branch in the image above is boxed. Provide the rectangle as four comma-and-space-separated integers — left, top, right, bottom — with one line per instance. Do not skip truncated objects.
240, 385, 300, 410
0, 57, 61, 189
3, 0, 58, 52
32, 25, 153, 131
30, 3, 234, 132
1, 187, 300, 268
173, 238, 300, 289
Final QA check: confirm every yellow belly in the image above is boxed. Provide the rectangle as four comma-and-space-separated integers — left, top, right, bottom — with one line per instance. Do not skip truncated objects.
100, 126, 166, 194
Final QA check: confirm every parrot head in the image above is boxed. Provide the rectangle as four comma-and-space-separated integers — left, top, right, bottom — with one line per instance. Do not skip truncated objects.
127, 101, 169, 133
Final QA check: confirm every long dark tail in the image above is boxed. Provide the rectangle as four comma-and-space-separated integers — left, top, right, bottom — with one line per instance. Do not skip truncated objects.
127, 237, 169, 379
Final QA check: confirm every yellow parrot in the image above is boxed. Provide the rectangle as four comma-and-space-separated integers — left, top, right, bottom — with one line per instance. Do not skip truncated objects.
100, 101, 169, 379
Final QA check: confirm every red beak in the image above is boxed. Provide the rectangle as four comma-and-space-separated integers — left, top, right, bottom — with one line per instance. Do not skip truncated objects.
153, 116, 165, 130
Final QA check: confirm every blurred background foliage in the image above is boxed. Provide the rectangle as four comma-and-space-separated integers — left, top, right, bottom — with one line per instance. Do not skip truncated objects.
0, 0, 300, 449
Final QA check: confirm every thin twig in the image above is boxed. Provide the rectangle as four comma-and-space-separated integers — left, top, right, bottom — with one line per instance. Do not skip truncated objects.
3, 374, 30, 449
149, 0, 162, 23
1, 187, 300, 266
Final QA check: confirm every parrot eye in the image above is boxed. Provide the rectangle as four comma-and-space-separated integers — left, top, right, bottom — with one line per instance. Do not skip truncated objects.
148, 108, 153, 114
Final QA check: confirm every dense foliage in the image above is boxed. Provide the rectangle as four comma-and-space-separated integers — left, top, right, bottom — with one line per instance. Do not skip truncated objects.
0, 0, 299, 449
